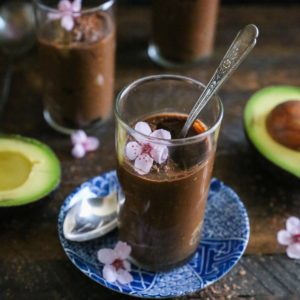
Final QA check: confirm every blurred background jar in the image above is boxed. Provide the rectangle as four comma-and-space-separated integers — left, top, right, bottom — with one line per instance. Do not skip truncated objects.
148, 0, 219, 67
34, 0, 116, 134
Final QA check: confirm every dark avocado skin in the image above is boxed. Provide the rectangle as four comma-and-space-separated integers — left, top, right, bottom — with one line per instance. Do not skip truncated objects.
244, 126, 300, 185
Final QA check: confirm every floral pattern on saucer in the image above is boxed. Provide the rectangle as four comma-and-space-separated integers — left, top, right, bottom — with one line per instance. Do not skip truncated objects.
58, 170, 249, 298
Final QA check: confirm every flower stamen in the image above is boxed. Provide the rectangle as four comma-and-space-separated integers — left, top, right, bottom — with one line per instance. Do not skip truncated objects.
112, 258, 124, 271
293, 234, 300, 243
141, 143, 152, 155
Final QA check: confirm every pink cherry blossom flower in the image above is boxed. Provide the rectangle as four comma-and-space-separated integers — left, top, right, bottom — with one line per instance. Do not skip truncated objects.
48, 0, 82, 31
71, 130, 99, 158
125, 122, 171, 175
277, 216, 300, 259
97, 241, 133, 284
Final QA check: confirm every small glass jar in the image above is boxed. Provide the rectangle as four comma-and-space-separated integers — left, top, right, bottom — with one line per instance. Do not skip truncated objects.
34, 0, 116, 134
115, 75, 223, 271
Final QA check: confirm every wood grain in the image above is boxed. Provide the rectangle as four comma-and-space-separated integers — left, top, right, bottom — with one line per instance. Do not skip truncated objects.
0, 4, 300, 299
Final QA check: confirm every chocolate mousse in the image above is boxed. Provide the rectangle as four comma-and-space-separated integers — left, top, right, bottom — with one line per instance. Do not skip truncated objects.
152, 0, 219, 62
37, 11, 115, 129
117, 113, 215, 271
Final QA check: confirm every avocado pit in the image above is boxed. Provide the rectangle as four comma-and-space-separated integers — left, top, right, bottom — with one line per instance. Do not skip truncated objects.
266, 100, 300, 150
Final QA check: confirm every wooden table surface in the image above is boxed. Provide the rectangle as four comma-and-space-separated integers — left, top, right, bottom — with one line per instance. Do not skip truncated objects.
1, 4, 300, 299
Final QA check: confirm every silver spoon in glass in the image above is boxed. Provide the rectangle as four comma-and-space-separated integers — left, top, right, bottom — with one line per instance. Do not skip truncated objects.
63, 24, 259, 242
0, 1, 35, 119
179, 24, 259, 138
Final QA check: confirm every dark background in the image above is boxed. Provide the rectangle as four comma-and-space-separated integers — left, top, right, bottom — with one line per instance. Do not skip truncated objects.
122, 0, 299, 5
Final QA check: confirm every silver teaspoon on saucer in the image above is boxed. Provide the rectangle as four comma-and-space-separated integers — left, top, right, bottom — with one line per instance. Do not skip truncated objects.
63, 190, 118, 242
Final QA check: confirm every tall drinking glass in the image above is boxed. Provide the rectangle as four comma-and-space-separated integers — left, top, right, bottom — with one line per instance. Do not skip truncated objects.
115, 75, 223, 271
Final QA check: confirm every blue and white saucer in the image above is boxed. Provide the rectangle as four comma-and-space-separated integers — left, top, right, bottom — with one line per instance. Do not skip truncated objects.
58, 170, 249, 298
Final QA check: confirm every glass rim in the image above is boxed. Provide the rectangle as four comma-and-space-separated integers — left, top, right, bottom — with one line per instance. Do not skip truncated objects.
33, 0, 115, 14
115, 74, 224, 146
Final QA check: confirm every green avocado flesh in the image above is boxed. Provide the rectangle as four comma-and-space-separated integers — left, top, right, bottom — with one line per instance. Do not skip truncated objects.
0, 136, 61, 207
244, 86, 300, 179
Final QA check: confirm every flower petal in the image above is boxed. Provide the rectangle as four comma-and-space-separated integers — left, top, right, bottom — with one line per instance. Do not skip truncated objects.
277, 230, 292, 246
286, 216, 300, 235
135, 122, 152, 136
61, 15, 74, 31
71, 143, 85, 158
150, 145, 168, 164
97, 249, 117, 264
114, 241, 131, 260
72, 0, 82, 12
286, 243, 300, 259
103, 264, 118, 283
123, 260, 131, 271
134, 154, 153, 175
125, 142, 142, 160
150, 129, 171, 140
71, 130, 87, 145
58, 0, 72, 11
84, 137, 100, 152
116, 269, 133, 285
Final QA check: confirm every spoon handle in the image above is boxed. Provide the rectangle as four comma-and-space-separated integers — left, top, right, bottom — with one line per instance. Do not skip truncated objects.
179, 24, 259, 138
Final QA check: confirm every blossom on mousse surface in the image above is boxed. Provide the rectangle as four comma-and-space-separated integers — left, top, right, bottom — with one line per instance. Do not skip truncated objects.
277, 216, 300, 259
48, 0, 82, 31
125, 121, 171, 175
97, 241, 133, 284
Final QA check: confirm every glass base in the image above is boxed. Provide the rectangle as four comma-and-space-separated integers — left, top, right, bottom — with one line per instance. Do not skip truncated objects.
129, 250, 197, 272
43, 110, 106, 135
147, 43, 210, 69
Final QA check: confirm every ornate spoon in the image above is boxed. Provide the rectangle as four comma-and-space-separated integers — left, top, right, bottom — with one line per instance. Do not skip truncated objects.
179, 24, 259, 138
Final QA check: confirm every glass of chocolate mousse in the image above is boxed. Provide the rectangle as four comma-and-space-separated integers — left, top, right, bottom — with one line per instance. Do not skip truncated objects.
115, 75, 223, 271
148, 0, 219, 67
34, 0, 115, 134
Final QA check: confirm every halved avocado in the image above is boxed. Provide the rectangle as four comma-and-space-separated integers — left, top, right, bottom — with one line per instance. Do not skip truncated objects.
0, 135, 61, 207
244, 86, 300, 179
